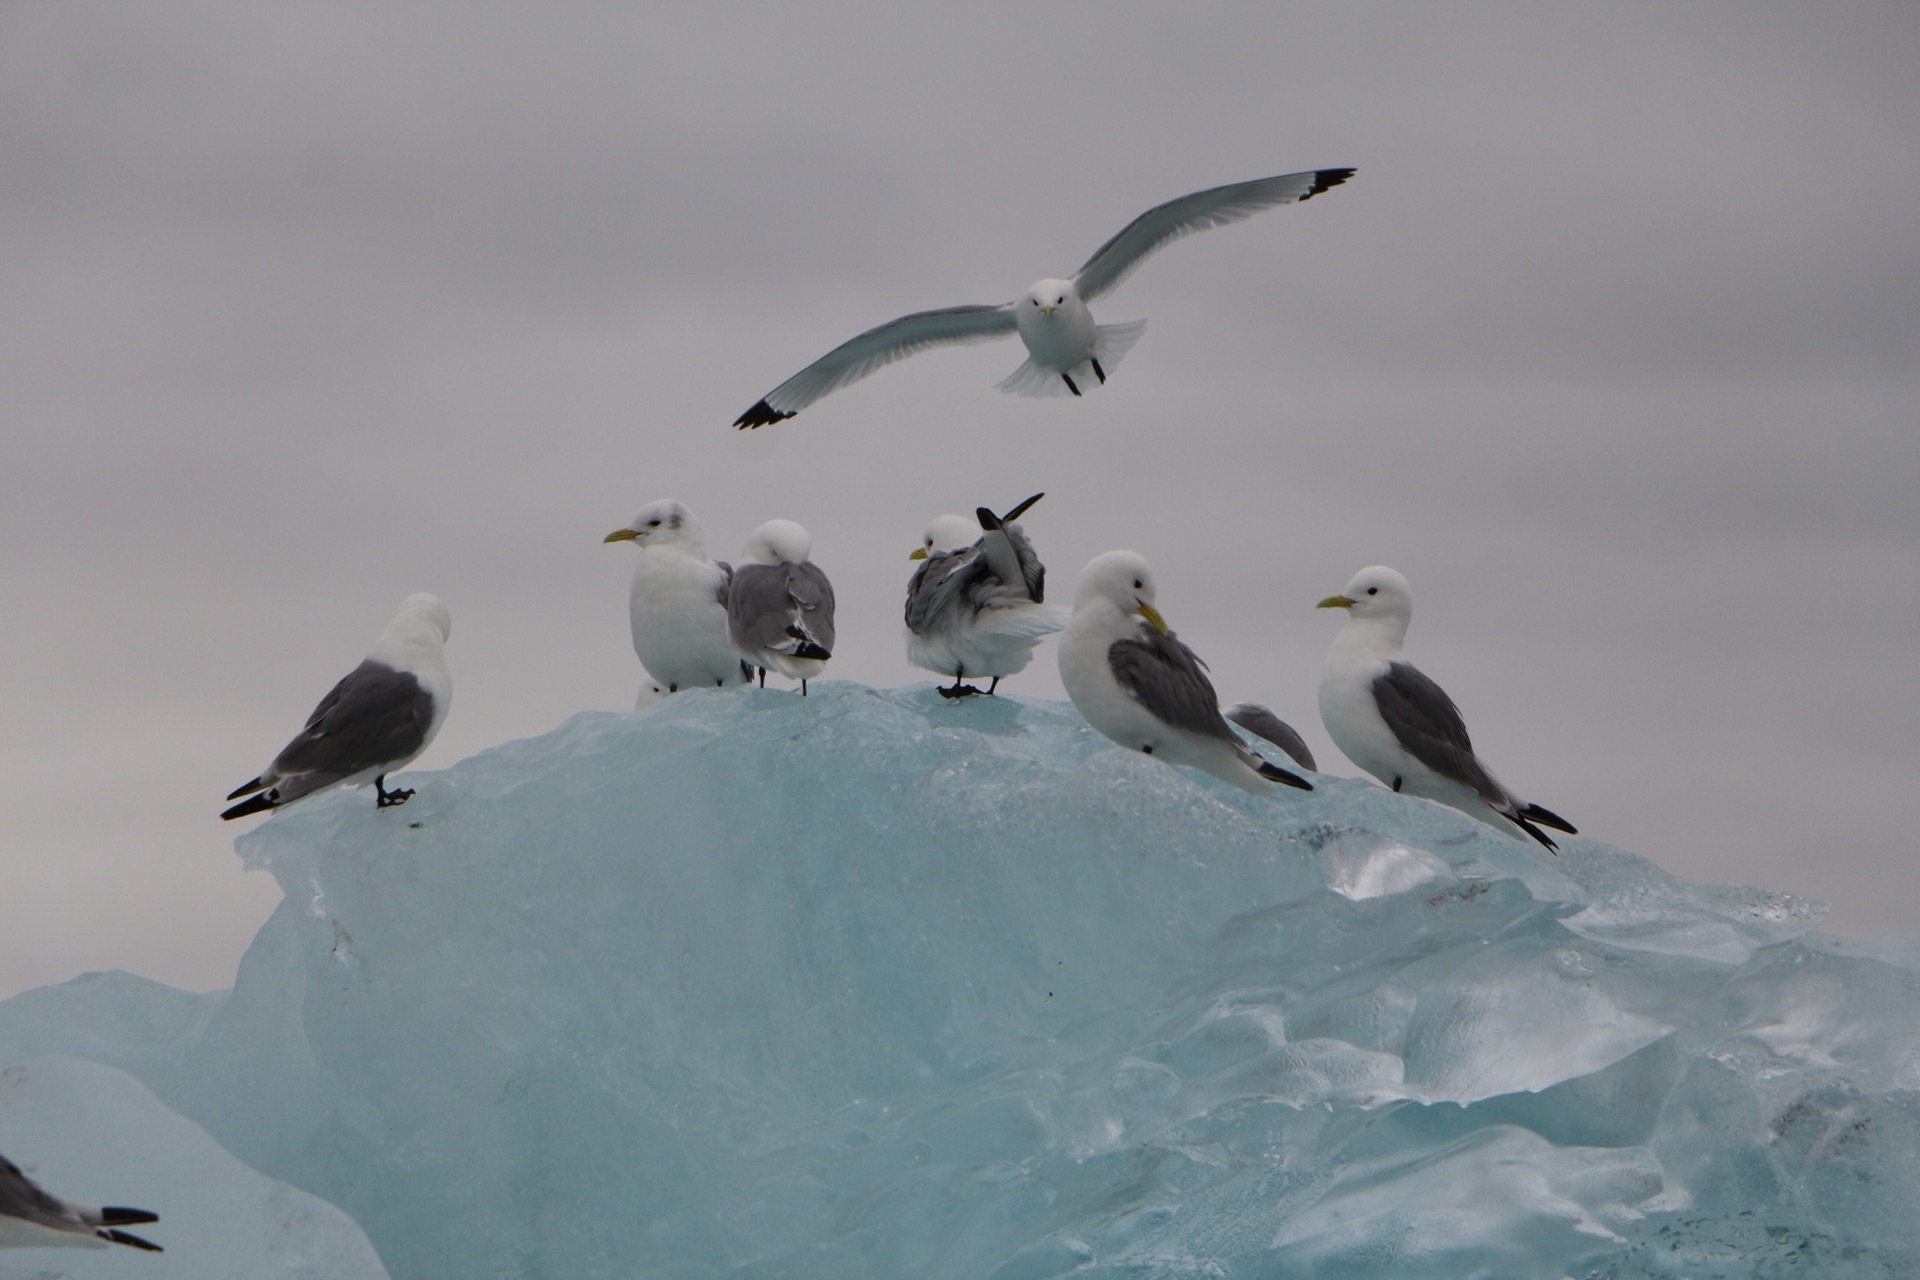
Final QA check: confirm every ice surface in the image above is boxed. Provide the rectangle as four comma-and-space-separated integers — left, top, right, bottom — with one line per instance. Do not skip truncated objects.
1, 684, 1916, 1278
0, 1055, 388, 1280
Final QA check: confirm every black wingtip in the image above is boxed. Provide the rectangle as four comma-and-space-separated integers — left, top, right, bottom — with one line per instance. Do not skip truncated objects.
1514, 814, 1561, 854
1256, 761, 1314, 791
974, 506, 1000, 531
733, 399, 794, 430
225, 776, 264, 801
220, 792, 277, 821
999, 491, 1045, 524
1301, 168, 1357, 201
1520, 803, 1577, 835
100, 1206, 160, 1227
790, 641, 831, 661
100, 1228, 163, 1252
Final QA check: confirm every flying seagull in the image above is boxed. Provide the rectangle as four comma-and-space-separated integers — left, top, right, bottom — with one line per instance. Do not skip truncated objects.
1059, 550, 1313, 796
1317, 565, 1575, 851
727, 520, 835, 695
1222, 701, 1318, 772
222, 593, 452, 820
0, 1150, 161, 1252
605, 499, 752, 697
904, 492, 1069, 698
734, 167, 1355, 427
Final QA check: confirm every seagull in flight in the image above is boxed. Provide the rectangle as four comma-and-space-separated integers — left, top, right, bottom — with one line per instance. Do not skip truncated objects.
734, 167, 1354, 427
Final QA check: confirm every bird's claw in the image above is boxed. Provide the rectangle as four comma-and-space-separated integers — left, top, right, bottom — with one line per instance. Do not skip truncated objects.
938, 683, 983, 700
377, 787, 415, 809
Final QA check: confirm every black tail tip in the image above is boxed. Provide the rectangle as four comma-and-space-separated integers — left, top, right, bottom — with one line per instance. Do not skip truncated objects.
220, 792, 277, 821
100, 1206, 160, 1227
100, 1228, 163, 1252
733, 399, 794, 430
1257, 761, 1314, 791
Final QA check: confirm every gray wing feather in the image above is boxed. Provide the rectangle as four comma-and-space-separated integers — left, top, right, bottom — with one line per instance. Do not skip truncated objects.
747, 303, 1018, 419
904, 545, 987, 634
976, 522, 1045, 603
1223, 702, 1317, 772
713, 561, 734, 609
0, 1153, 80, 1232
1372, 662, 1511, 806
1072, 168, 1355, 303
1108, 630, 1239, 744
268, 660, 433, 797
731, 563, 836, 654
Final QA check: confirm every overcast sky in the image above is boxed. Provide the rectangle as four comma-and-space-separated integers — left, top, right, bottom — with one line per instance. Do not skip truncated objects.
3, 2, 1916, 999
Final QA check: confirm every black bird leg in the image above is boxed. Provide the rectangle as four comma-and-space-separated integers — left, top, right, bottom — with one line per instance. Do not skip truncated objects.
375, 774, 415, 808
757, 667, 767, 688
1061, 372, 1081, 396
986, 677, 1000, 695
800, 679, 808, 697
1091, 358, 1106, 385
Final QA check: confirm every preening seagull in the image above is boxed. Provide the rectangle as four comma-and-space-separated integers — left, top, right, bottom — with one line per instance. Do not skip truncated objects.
727, 520, 836, 695
1317, 566, 1575, 851
605, 499, 752, 698
1222, 702, 1318, 772
0, 1150, 161, 1252
222, 593, 453, 820
734, 167, 1355, 427
905, 492, 1069, 698
1058, 551, 1313, 796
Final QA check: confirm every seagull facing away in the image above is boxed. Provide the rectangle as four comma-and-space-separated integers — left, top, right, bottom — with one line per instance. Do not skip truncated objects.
604, 499, 752, 698
904, 492, 1069, 698
727, 520, 836, 695
734, 167, 1355, 427
1222, 702, 1318, 772
1317, 566, 1575, 851
222, 593, 452, 820
0, 1151, 161, 1252
1059, 551, 1313, 796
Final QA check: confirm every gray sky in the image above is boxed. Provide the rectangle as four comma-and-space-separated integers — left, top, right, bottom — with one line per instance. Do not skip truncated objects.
3, 2, 1916, 999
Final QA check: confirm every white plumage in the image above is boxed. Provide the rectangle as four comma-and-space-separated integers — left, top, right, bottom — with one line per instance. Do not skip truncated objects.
605, 499, 750, 698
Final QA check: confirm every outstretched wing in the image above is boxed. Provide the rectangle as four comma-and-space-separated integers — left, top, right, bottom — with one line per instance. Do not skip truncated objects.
1107, 630, 1238, 744
734, 303, 1018, 427
1072, 168, 1355, 303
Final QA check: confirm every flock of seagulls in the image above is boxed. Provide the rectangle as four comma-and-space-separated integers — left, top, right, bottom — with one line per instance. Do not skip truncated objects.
0, 161, 1597, 1264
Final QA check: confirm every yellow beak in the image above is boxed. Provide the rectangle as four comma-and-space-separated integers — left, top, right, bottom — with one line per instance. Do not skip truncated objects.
1042, 305, 1055, 316
1317, 595, 1356, 610
909, 547, 928, 561
604, 528, 639, 543
1136, 600, 1169, 635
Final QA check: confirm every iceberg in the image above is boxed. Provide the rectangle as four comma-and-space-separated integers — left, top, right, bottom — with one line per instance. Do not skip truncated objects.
2, 683, 1917, 1278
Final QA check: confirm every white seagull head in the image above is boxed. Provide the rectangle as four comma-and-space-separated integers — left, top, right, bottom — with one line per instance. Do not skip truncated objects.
1318, 565, 1413, 625
740, 519, 813, 567
1020, 277, 1081, 320
1072, 549, 1167, 634
605, 499, 704, 554
392, 592, 452, 644
910, 514, 983, 561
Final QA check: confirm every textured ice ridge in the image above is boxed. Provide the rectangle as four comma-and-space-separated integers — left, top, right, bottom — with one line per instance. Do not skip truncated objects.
2, 683, 1917, 1279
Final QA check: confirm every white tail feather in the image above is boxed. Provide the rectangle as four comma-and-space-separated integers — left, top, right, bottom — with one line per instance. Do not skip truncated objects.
995, 357, 1078, 398
1093, 318, 1147, 368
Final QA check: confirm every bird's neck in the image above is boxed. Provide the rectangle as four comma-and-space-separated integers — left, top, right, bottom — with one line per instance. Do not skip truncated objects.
371, 624, 445, 673
1332, 614, 1407, 663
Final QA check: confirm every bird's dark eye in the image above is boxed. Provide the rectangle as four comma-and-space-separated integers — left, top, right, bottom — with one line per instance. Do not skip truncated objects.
1055, 296, 1064, 304
647, 519, 661, 527
1366, 587, 1378, 595
1133, 579, 1143, 589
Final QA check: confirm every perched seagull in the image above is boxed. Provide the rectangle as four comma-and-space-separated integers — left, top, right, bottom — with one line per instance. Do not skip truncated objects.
904, 492, 1069, 698
0, 1151, 161, 1252
222, 593, 452, 820
1059, 551, 1313, 796
1317, 566, 1575, 851
604, 499, 752, 698
727, 520, 836, 695
734, 167, 1355, 427
1222, 702, 1318, 772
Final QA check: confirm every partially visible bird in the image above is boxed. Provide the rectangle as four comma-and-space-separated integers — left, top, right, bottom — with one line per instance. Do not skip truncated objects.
604, 499, 752, 698
223, 593, 452, 820
904, 492, 1068, 698
734, 167, 1355, 427
0, 1150, 161, 1252
1058, 551, 1313, 796
1222, 701, 1318, 772
1317, 566, 1575, 851
727, 520, 836, 695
